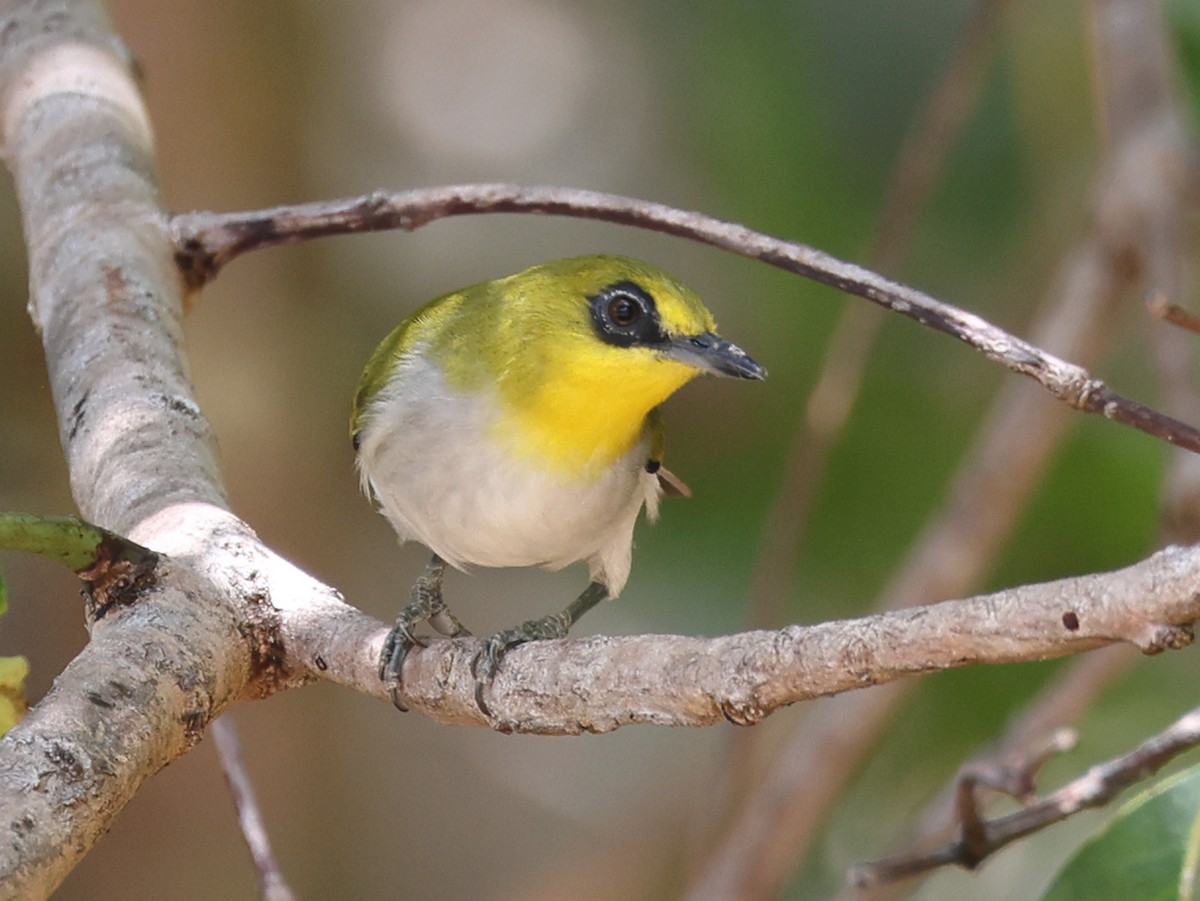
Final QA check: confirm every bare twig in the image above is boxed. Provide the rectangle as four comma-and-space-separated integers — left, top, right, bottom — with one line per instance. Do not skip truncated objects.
170, 183, 1200, 456
953, 728, 1079, 857
841, 645, 1138, 901
211, 717, 296, 901
852, 705, 1200, 886
1148, 295, 1200, 336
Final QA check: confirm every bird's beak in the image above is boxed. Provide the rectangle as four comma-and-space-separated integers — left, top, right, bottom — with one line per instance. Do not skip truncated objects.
664, 332, 767, 380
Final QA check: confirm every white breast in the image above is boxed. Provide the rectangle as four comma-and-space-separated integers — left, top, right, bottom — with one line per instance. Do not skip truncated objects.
355, 353, 660, 596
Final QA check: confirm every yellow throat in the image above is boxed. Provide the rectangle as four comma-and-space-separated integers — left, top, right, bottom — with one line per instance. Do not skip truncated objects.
493, 340, 699, 477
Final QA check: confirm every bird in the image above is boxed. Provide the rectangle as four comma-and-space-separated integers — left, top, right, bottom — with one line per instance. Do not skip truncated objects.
351, 254, 765, 712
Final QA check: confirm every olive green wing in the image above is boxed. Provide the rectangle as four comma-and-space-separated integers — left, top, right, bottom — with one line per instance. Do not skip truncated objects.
645, 407, 691, 498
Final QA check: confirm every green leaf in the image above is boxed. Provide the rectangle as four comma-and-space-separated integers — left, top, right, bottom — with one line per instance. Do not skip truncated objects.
1042, 764, 1200, 901
0, 575, 26, 736
0, 654, 28, 736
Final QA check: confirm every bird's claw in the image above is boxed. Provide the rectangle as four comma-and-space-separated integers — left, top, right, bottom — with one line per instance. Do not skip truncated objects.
378, 555, 459, 712
471, 613, 571, 717
379, 620, 427, 712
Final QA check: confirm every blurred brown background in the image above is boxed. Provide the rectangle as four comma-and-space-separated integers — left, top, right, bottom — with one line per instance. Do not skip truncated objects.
0, 1, 1197, 898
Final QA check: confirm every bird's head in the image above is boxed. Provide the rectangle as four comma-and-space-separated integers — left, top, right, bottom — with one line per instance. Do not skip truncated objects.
481, 255, 765, 472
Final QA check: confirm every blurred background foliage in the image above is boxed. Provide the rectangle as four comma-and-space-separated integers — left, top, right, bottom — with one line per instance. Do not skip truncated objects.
0, 1, 1198, 898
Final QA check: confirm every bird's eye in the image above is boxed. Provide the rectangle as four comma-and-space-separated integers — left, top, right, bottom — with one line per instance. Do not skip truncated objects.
589, 280, 664, 347
608, 294, 641, 327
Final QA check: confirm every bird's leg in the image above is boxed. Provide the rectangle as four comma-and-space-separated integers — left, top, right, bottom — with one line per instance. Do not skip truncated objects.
472, 580, 609, 714
379, 554, 471, 710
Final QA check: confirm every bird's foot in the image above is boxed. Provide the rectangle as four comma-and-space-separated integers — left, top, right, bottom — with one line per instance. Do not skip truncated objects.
378, 613, 423, 711
379, 556, 468, 711
470, 582, 608, 717
471, 611, 572, 716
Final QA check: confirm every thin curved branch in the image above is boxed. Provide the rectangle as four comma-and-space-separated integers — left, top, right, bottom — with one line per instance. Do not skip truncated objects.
170, 183, 1200, 455
211, 717, 296, 901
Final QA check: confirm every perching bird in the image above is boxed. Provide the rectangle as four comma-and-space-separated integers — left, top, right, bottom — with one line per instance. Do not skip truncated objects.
351, 254, 765, 711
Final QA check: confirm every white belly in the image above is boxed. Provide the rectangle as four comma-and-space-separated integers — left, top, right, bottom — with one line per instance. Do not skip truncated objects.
355, 355, 660, 595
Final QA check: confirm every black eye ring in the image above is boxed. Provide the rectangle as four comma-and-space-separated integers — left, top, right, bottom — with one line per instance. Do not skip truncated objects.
608, 294, 642, 327
589, 280, 666, 347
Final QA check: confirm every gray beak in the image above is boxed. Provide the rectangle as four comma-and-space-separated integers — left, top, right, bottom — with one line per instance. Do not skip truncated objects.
664, 331, 766, 380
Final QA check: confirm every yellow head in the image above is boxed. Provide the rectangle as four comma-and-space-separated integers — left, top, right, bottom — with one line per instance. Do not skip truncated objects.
353, 255, 765, 476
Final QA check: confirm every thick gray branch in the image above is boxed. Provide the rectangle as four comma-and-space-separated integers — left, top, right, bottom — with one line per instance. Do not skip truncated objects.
1, 6, 221, 529
0, 3, 338, 895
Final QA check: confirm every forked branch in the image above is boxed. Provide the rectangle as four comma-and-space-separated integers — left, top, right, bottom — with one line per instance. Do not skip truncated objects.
852, 705, 1200, 886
